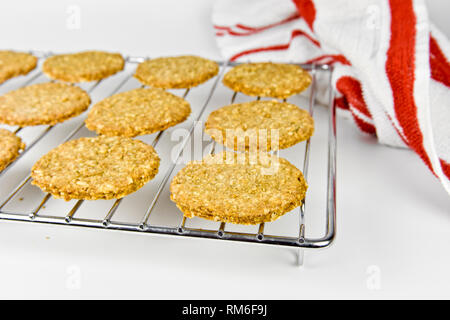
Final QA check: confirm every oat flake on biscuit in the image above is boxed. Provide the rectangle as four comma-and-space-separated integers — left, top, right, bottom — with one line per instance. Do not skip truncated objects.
223, 62, 311, 99
134, 55, 219, 89
0, 82, 91, 126
43, 51, 124, 82
0, 50, 37, 84
31, 136, 160, 201
85, 87, 191, 137
0, 129, 25, 172
205, 100, 314, 151
170, 151, 307, 225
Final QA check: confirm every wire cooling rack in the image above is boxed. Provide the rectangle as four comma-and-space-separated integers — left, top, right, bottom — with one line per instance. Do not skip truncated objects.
0, 51, 336, 266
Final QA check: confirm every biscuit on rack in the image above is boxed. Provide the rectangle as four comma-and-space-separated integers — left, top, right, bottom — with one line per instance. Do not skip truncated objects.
85, 87, 191, 137
134, 55, 219, 89
0, 129, 25, 172
31, 136, 160, 201
0, 50, 37, 84
0, 82, 91, 126
43, 51, 124, 82
223, 62, 311, 99
170, 151, 307, 225
205, 100, 314, 151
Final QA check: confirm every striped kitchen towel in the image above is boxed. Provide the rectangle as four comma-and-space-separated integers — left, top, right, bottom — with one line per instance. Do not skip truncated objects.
212, 0, 450, 194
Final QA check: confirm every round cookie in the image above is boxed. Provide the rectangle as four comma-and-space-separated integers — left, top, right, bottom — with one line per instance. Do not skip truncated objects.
43, 51, 124, 82
0, 50, 37, 84
134, 55, 219, 89
0, 82, 91, 126
223, 62, 311, 99
0, 129, 25, 171
31, 136, 160, 201
85, 87, 191, 137
170, 151, 307, 225
205, 100, 314, 151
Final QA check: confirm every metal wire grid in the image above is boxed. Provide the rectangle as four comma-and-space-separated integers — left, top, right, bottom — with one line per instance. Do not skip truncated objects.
0, 52, 336, 265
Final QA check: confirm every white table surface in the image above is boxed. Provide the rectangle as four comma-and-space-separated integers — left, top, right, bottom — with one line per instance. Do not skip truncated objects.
0, 0, 449, 299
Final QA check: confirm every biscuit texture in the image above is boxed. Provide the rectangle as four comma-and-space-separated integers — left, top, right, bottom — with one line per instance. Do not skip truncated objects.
43, 51, 124, 82
205, 100, 314, 151
31, 136, 160, 201
134, 55, 219, 89
0, 50, 37, 84
223, 62, 311, 99
170, 151, 307, 225
0, 82, 91, 126
85, 88, 191, 137
0, 129, 25, 171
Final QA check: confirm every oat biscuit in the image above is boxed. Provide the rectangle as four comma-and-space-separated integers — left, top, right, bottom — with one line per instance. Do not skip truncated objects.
0, 129, 25, 171
85, 87, 191, 137
205, 100, 314, 151
43, 51, 124, 82
134, 55, 219, 89
0, 51, 37, 84
31, 136, 160, 201
0, 82, 91, 126
223, 62, 311, 99
170, 151, 307, 225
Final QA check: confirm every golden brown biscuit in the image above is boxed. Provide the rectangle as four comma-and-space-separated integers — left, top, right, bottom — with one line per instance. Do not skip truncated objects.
134, 55, 219, 89
0, 129, 25, 171
43, 51, 124, 82
170, 151, 307, 225
31, 136, 160, 201
0, 50, 37, 84
223, 62, 311, 99
85, 87, 191, 137
0, 82, 91, 126
205, 100, 314, 151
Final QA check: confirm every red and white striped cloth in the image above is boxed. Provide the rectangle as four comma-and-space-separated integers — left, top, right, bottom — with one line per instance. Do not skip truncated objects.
212, 0, 450, 194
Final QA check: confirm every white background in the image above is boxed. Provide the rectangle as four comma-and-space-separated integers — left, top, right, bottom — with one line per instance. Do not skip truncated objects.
0, 0, 449, 299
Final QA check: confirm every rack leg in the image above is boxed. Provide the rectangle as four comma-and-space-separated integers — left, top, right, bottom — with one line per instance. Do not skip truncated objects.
297, 249, 304, 267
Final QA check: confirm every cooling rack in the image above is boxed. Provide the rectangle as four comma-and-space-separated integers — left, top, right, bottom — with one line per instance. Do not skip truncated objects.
0, 51, 336, 266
